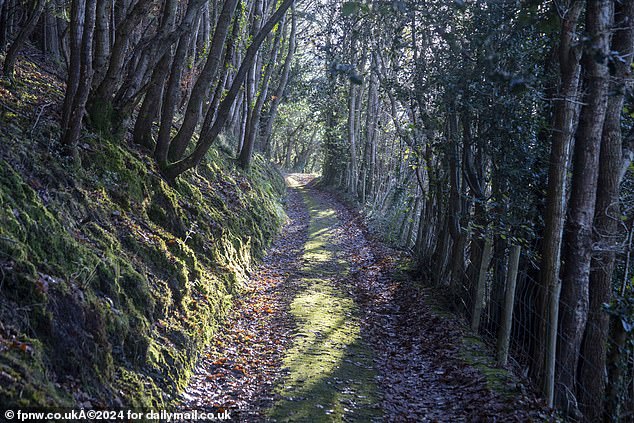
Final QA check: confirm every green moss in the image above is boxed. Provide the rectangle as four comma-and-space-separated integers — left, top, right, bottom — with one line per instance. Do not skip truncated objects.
115, 367, 165, 409
86, 98, 115, 135
0, 127, 285, 410
0, 162, 88, 276
0, 338, 73, 408
460, 335, 520, 397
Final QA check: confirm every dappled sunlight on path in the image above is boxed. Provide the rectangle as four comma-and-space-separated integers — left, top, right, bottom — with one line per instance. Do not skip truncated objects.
268, 174, 380, 422
180, 174, 551, 422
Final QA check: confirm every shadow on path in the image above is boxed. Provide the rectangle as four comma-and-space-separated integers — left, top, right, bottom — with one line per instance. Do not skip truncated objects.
267, 175, 381, 422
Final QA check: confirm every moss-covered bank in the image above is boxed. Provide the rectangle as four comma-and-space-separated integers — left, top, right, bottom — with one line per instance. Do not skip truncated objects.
0, 78, 285, 408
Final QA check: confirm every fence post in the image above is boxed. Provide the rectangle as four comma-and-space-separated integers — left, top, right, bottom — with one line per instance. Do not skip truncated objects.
496, 245, 521, 366
544, 275, 562, 407
471, 238, 493, 333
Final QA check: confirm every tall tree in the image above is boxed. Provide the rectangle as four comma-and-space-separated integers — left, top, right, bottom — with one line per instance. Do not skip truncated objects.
536, 0, 584, 406
162, 0, 295, 180
2, 0, 46, 79
260, 4, 297, 157
578, 2, 634, 421
60, 0, 97, 153
556, 2, 613, 416
238, 8, 285, 169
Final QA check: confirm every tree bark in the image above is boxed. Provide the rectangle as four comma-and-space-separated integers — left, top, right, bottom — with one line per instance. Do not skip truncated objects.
260, 5, 296, 157
3, 0, 46, 79
61, 0, 97, 153
132, 51, 172, 149
167, 0, 240, 162
536, 1, 584, 406
578, 2, 634, 421
154, 31, 193, 166
60, 0, 83, 136
91, 0, 157, 102
556, 1, 612, 417
162, 0, 295, 180
238, 13, 284, 169
91, 0, 110, 90
346, 82, 359, 194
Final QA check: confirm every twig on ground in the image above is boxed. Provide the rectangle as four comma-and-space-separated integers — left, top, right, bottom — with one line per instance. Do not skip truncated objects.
30, 102, 53, 136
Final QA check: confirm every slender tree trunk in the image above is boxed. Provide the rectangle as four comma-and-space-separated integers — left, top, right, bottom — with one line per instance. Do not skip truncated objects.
163, 0, 295, 180
61, 0, 97, 153
111, 0, 203, 120
130, 0, 180, 147
44, 1, 61, 60
60, 0, 84, 138
154, 1, 207, 165
362, 58, 379, 203
3, 0, 46, 79
490, 173, 508, 332
91, 0, 156, 102
536, 1, 584, 406
132, 51, 172, 149
238, 9, 284, 169
347, 82, 359, 195
0, 0, 8, 51
202, 4, 242, 139
167, 0, 240, 162
260, 5, 296, 156
447, 110, 466, 300
91, 0, 110, 90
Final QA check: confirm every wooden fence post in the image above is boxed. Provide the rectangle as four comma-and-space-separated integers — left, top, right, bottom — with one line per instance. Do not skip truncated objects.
471, 238, 493, 333
496, 245, 521, 366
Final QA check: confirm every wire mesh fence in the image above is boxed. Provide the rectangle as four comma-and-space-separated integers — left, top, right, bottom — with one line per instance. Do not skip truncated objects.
365, 181, 633, 420
452, 247, 634, 420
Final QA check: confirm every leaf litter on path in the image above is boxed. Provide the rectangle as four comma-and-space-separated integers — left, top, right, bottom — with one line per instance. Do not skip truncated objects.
180, 179, 309, 420
180, 174, 553, 422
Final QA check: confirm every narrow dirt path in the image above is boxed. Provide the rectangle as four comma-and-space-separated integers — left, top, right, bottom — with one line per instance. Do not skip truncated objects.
181, 174, 380, 421
180, 176, 310, 420
267, 175, 381, 422
180, 174, 550, 422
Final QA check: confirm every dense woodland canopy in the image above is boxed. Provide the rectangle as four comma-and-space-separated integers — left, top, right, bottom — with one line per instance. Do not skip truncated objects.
1, 0, 634, 421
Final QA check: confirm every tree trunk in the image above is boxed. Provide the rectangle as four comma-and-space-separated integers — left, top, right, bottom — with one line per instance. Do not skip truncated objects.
447, 109, 466, 300
162, 0, 295, 180
260, 5, 296, 156
578, 2, 634, 421
91, 0, 110, 90
60, 0, 85, 140
61, 0, 97, 153
201, 4, 242, 140
361, 57, 379, 203
556, 2, 612, 417
497, 245, 521, 366
44, 1, 61, 60
132, 51, 172, 149
347, 82, 359, 195
167, 0, 240, 162
154, 1, 206, 165
91, 0, 157, 102
536, 1, 584, 406
238, 10, 284, 169
3, 0, 46, 79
